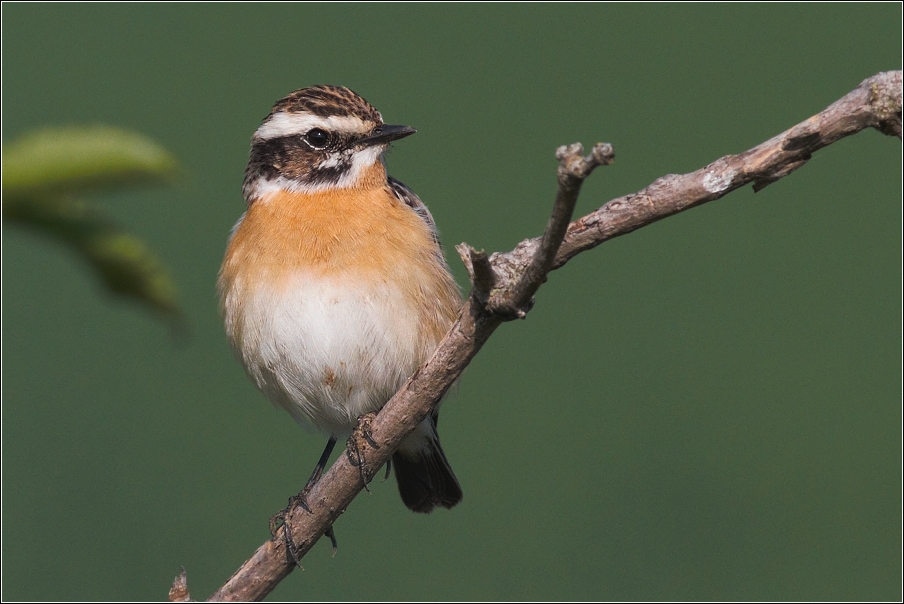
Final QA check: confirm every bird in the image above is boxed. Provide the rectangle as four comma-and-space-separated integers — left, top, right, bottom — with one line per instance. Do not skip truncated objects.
218, 85, 463, 515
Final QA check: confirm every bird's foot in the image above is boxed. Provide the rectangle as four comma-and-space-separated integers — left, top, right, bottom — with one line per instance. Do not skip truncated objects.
346, 411, 380, 492
270, 486, 339, 566
270, 435, 341, 565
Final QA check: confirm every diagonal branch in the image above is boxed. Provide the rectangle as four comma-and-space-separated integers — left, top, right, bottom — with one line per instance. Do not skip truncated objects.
552, 70, 902, 268
481, 142, 615, 318
192, 70, 901, 602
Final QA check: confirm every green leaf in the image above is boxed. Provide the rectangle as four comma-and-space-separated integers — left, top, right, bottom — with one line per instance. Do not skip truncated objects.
2, 125, 184, 326
2, 126, 179, 199
3, 196, 183, 323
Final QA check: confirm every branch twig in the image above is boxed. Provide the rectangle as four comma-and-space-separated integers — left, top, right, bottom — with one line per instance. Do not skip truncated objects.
187, 70, 900, 602
552, 70, 902, 269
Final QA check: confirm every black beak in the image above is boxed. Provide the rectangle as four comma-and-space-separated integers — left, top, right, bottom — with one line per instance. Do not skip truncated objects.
357, 124, 417, 148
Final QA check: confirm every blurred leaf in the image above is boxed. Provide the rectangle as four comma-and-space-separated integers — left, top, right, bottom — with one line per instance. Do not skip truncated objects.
2, 126, 183, 326
2, 126, 178, 199
3, 196, 183, 322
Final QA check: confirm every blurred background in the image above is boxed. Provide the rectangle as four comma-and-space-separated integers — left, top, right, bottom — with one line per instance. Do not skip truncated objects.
2, 4, 900, 601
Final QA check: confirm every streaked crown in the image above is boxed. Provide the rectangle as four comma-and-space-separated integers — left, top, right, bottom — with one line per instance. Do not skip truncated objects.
243, 85, 415, 202
269, 85, 383, 123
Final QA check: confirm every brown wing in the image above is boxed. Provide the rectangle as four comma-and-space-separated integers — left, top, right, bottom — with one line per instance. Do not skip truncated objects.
387, 176, 442, 250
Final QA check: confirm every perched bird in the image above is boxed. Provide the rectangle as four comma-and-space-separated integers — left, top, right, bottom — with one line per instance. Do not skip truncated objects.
218, 85, 463, 513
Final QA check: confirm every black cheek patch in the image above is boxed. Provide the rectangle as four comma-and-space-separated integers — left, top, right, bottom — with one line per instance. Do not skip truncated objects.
308, 157, 352, 187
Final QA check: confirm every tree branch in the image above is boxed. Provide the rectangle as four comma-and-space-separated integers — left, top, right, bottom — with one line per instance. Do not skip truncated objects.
552, 70, 902, 269
191, 70, 900, 602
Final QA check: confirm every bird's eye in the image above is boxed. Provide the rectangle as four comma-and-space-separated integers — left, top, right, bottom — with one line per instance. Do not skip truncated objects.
303, 128, 330, 149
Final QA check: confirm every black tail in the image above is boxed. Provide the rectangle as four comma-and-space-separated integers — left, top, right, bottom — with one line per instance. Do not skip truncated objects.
393, 435, 462, 513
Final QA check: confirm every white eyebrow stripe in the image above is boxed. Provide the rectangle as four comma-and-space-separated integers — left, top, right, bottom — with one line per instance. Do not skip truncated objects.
254, 112, 372, 140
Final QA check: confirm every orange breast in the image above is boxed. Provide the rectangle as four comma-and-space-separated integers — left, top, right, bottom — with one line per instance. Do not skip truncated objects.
219, 174, 461, 344
224, 186, 428, 277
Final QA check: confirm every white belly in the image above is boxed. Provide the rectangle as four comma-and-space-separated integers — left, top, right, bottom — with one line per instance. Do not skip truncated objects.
223, 272, 425, 438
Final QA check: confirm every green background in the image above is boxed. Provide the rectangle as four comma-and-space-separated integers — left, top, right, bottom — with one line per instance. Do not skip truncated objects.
2, 4, 900, 601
